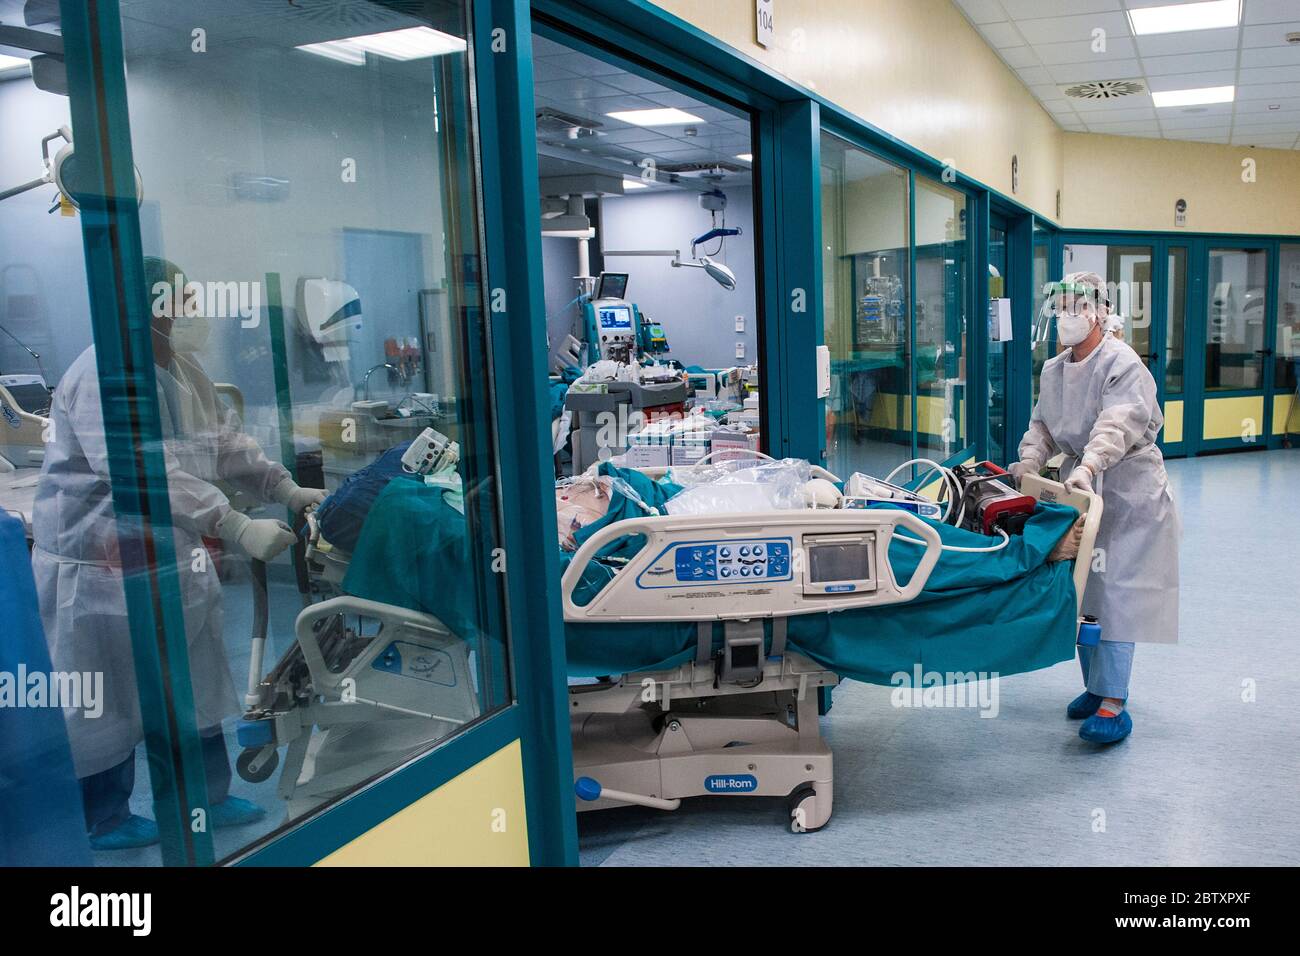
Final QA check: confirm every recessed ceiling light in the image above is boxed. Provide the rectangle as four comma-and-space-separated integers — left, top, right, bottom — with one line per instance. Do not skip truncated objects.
1152, 85, 1235, 108
1127, 0, 1240, 36
622, 179, 649, 190
0, 52, 31, 71
605, 108, 706, 127
736, 153, 753, 162
297, 26, 466, 65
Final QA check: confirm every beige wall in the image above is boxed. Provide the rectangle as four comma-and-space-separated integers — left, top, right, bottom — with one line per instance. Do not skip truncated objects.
653, 0, 1064, 218
652, 0, 1300, 237
1062, 133, 1300, 235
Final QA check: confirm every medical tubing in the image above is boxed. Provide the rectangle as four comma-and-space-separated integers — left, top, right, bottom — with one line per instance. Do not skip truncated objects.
884, 457, 959, 524
891, 526, 1011, 554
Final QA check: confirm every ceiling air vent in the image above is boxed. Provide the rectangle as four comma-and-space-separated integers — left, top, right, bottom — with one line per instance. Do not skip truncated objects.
1060, 79, 1146, 100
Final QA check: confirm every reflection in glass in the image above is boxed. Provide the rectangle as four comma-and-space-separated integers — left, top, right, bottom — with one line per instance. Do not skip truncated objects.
988, 224, 1008, 464
1274, 245, 1300, 436
914, 179, 967, 465
1031, 233, 1051, 405
820, 133, 911, 480
1206, 248, 1268, 391
1166, 247, 1188, 394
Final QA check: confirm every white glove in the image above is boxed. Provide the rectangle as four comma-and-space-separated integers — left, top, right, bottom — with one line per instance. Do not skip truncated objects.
217, 511, 297, 562
1064, 465, 1094, 495
272, 478, 328, 515
1007, 460, 1040, 483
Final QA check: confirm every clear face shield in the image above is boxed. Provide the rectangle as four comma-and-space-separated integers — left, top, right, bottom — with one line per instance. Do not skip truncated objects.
1033, 281, 1106, 344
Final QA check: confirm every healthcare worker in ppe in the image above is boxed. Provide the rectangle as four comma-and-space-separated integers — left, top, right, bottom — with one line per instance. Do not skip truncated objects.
1009, 271, 1180, 745
31, 257, 326, 850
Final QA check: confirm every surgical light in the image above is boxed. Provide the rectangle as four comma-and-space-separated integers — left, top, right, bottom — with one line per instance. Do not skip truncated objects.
0, 53, 31, 72
735, 153, 753, 162
605, 108, 705, 127
1152, 85, 1235, 108
623, 178, 649, 189
297, 26, 466, 65
1126, 0, 1240, 36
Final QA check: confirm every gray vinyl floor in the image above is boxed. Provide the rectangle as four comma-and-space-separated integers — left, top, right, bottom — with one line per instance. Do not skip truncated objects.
579, 448, 1300, 866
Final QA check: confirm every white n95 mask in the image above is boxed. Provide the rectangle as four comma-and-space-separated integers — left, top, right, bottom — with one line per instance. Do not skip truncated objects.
1056, 312, 1095, 347
170, 315, 211, 353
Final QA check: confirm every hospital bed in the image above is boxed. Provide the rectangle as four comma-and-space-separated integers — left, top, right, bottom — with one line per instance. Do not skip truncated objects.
236, 459, 1100, 832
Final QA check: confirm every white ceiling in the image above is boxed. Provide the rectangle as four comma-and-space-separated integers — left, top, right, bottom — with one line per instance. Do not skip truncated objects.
532, 33, 753, 187
952, 0, 1300, 148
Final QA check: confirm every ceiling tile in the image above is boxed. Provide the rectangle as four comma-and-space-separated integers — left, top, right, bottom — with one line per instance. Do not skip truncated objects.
1000, 0, 1121, 17
1235, 96, 1300, 114
1163, 128, 1232, 140
1014, 11, 1133, 44
1239, 64, 1300, 85
1242, 0, 1300, 25
1016, 65, 1056, 85
1069, 94, 1157, 112
1239, 45, 1300, 68
1144, 70, 1238, 91
978, 21, 1026, 48
1031, 35, 1136, 63
1231, 109, 1300, 125
1085, 120, 1162, 133
1243, 23, 1300, 47
1048, 57, 1141, 82
1041, 98, 1079, 113
954, 0, 1008, 25
1237, 81, 1300, 98
999, 45, 1044, 68
1135, 28, 1239, 58
1141, 50, 1239, 76
1068, 104, 1157, 120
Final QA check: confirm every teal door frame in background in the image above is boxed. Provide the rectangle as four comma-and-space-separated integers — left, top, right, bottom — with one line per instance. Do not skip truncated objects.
1061, 228, 1300, 457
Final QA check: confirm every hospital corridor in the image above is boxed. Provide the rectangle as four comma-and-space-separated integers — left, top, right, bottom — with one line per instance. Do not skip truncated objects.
1, 0, 1299, 927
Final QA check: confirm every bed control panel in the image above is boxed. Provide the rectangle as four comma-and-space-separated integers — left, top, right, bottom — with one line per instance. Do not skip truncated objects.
566, 511, 942, 622
673, 539, 792, 583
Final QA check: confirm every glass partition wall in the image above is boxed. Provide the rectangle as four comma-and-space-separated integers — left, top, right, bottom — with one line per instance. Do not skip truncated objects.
819, 133, 910, 480
3, 0, 513, 866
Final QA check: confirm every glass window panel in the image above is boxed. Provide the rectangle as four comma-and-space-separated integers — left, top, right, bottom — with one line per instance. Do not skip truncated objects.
988, 223, 1008, 464
819, 132, 911, 480
23, 0, 508, 864
1063, 244, 1154, 371
1031, 236, 1050, 405
914, 179, 968, 465
1275, 246, 1300, 430
1206, 248, 1268, 391
1166, 247, 1188, 395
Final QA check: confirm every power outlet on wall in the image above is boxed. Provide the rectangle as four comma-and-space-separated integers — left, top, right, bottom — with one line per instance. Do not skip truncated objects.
734, 314, 745, 332
735, 341, 745, 359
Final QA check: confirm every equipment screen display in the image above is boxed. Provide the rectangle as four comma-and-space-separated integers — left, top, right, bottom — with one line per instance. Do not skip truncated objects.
808, 542, 871, 583
598, 306, 633, 330
596, 272, 628, 299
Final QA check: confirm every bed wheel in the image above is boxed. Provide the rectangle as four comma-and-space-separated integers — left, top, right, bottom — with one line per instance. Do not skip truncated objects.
237, 746, 279, 783
788, 783, 826, 833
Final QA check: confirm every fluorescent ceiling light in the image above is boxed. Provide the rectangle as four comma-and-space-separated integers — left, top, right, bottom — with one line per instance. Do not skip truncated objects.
1127, 0, 1240, 36
622, 179, 649, 189
605, 108, 705, 127
1152, 85, 1235, 107
735, 153, 753, 162
0, 52, 31, 71
297, 26, 466, 65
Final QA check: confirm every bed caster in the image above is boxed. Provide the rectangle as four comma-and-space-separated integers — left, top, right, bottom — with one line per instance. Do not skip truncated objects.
236, 746, 279, 783
787, 782, 829, 833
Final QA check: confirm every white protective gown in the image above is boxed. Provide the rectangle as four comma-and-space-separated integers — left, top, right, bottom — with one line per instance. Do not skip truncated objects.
31, 346, 290, 777
1020, 335, 1180, 644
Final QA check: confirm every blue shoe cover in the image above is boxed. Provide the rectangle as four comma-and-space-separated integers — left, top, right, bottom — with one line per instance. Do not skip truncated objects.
1079, 708, 1133, 745
1067, 691, 1104, 720
210, 796, 267, 829
89, 814, 159, 850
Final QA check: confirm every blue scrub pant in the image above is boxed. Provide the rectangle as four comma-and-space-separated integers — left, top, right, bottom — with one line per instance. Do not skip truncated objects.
81, 727, 232, 836
1078, 641, 1135, 700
